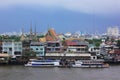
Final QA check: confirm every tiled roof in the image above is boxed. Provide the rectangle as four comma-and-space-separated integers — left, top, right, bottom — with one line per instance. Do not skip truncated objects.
45, 28, 59, 41
46, 35, 54, 41
109, 49, 120, 54
114, 50, 120, 54
39, 37, 46, 42
31, 42, 44, 45
39, 28, 59, 42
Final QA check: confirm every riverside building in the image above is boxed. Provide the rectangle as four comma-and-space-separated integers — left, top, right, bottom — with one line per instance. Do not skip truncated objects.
2, 40, 22, 58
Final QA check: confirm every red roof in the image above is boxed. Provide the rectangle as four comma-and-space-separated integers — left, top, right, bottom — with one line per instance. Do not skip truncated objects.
114, 50, 120, 54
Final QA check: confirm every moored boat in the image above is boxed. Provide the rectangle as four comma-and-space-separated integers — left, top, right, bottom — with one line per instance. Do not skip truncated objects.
72, 59, 109, 68
25, 59, 60, 67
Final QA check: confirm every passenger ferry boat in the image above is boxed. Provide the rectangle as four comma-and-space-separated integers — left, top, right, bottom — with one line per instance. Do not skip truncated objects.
25, 59, 60, 67
72, 59, 109, 68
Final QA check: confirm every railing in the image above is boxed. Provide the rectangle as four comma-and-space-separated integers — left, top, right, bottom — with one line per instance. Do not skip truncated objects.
46, 53, 91, 57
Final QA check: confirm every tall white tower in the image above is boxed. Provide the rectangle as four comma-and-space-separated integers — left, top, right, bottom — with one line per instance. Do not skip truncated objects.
107, 27, 119, 36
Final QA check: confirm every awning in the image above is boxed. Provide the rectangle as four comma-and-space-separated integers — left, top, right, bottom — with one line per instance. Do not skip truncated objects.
0, 53, 10, 57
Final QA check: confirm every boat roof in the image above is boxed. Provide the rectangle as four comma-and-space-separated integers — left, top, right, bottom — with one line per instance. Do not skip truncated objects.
29, 59, 60, 62
78, 59, 105, 62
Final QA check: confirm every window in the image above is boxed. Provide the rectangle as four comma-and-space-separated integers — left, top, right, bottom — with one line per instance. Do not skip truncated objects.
55, 48, 60, 51
40, 48, 43, 50
30, 48, 33, 50
93, 56, 96, 59
52, 48, 55, 51
19, 47, 22, 50
47, 48, 51, 51
36, 48, 38, 50
14, 51, 21, 55
56, 43, 60, 47
52, 43, 56, 47
4, 47, 7, 50
14, 47, 17, 50
47, 43, 51, 47
40, 52, 43, 54
3, 51, 7, 53
14, 43, 18, 46
9, 48, 12, 51
77, 48, 80, 51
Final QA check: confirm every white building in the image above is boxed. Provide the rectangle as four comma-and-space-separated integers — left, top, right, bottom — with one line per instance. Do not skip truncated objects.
2, 41, 22, 58
89, 46, 100, 56
64, 32, 72, 37
107, 27, 119, 37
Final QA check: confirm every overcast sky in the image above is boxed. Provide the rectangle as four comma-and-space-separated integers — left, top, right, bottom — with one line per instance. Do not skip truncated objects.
0, 0, 120, 34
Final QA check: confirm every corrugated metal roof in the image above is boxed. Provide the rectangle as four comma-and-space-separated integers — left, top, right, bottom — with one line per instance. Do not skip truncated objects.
65, 41, 78, 46
65, 40, 88, 46
30, 42, 44, 46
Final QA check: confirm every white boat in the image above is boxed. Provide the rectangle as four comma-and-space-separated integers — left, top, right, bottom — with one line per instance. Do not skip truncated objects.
72, 59, 109, 68
25, 59, 60, 67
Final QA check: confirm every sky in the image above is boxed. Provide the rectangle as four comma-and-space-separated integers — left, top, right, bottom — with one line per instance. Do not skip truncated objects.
0, 0, 120, 34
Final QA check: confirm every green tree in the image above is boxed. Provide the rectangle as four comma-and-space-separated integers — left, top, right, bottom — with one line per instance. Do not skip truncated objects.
24, 50, 37, 58
93, 39, 102, 47
0, 36, 3, 41
95, 42, 101, 47
85, 39, 93, 44
116, 40, 120, 49
85, 39, 102, 47
9, 35, 20, 41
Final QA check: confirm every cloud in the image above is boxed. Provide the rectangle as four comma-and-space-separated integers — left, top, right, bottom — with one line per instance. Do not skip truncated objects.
0, 0, 120, 15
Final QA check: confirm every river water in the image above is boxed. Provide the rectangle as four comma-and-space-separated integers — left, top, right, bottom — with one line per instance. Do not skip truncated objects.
0, 65, 120, 80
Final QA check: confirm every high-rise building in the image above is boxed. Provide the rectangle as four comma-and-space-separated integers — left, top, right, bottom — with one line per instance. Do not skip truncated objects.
107, 27, 119, 36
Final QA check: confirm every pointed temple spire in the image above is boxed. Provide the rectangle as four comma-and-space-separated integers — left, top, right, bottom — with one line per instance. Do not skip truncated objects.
30, 22, 33, 35
20, 27, 26, 41
34, 24, 37, 36
29, 22, 33, 41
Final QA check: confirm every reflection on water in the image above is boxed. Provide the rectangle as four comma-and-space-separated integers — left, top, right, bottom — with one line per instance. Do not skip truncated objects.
0, 65, 120, 80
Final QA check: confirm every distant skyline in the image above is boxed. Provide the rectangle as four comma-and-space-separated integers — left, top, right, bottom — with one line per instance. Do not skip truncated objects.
0, 0, 120, 34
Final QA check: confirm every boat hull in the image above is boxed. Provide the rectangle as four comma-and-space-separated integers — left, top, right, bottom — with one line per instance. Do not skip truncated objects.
72, 64, 109, 68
